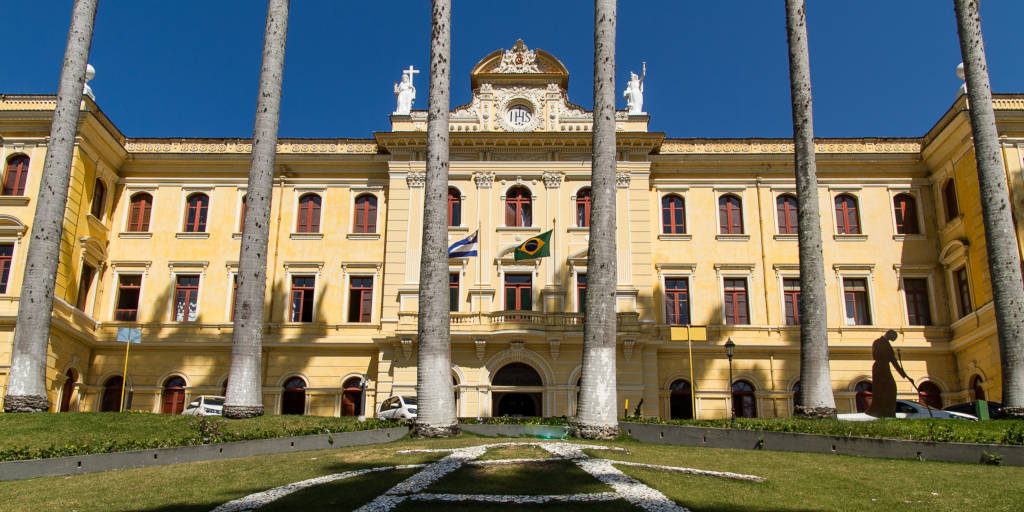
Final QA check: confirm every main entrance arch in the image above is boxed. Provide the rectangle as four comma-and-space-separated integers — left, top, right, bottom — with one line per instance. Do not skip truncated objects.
491, 362, 543, 417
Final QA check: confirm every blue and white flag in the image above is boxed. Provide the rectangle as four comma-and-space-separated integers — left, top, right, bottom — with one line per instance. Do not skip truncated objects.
448, 230, 479, 258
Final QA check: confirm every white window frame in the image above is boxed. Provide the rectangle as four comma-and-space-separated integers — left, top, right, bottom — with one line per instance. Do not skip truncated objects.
348, 188, 382, 239
499, 182, 537, 228
896, 269, 937, 327
109, 264, 150, 322
341, 262, 381, 324
447, 184, 467, 228
167, 262, 207, 322
0, 237, 21, 295
120, 187, 157, 236
713, 187, 749, 240
657, 187, 691, 240
829, 186, 867, 240
887, 186, 927, 240
233, 186, 247, 238
225, 262, 238, 322
293, 187, 326, 239
715, 264, 756, 325
773, 264, 800, 327
177, 187, 214, 237
772, 189, 799, 240
834, 264, 876, 327
283, 261, 324, 323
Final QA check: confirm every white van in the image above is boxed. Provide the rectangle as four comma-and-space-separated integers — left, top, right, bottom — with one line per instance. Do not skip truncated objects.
182, 395, 225, 416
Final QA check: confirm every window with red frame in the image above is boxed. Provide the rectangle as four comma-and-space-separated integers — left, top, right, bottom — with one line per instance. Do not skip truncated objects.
353, 194, 377, 233
504, 274, 532, 310
783, 277, 801, 325
230, 274, 238, 321
955, 266, 972, 317
0, 243, 13, 293
348, 277, 373, 322
289, 275, 315, 322
448, 188, 461, 226
842, 278, 871, 325
505, 187, 532, 227
238, 195, 246, 232
449, 273, 459, 311
183, 193, 209, 232
661, 194, 685, 234
2, 155, 30, 196
723, 278, 749, 325
90, 179, 106, 219
718, 194, 743, 234
127, 193, 153, 232
296, 193, 321, 233
75, 263, 95, 310
903, 278, 931, 325
576, 188, 592, 227
115, 274, 142, 321
776, 194, 798, 235
834, 194, 860, 234
943, 179, 959, 222
173, 275, 200, 322
577, 273, 587, 313
664, 278, 690, 325
893, 193, 919, 234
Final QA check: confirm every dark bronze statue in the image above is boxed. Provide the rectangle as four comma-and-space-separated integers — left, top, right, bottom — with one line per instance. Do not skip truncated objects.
866, 330, 910, 418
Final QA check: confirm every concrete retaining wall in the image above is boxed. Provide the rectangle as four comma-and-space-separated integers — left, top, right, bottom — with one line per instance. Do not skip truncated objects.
621, 422, 1024, 466
0, 427, 409, 481
460, 423, 570, 438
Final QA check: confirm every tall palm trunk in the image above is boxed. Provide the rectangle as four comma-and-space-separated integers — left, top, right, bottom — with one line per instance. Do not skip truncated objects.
953, 0, 1024, 418
785, 0, 836, 418
3, 0, 97, 413
224, 0, 289, 419
574, 0, 619, 439
411, 0, 458, 438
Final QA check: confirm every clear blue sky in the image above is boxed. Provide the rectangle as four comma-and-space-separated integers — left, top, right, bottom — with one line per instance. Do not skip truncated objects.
4, 1, 1023, 139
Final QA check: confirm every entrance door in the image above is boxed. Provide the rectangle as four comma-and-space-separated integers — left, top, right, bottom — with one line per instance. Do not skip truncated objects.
341, 377, 362, 416
101, 377, 123, 412
495, 392, 540, 416
162, 376, 186, 414
669, 379, 693, 419
282, 377, 306, 415
59, 369, 77, 412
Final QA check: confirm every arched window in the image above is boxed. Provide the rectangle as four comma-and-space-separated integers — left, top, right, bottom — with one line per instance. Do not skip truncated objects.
731, 380, 756, 418
834, 194, 860, 234
183, 193, 209, 232
238, 195, 247, 232
296, 193, 321, 233
892, 193, 919, 234
127, 193, 153, 232
161, 376, 187, 414
101, 376, 124, 412
353, 194, 377, 233
943, 179, 959, 222
971, 375, 985, 401
776, 194, 798, 235
576, 188, 592, 228
91, 179, 106, 219
492, 362, 542, 386
918, 381, 942, 409
505, 187, 532, 227
281, 377, 306, 415
718, 194, 743, 234
2, 154, 30, 196
661, 194, 685, 234
669, 379, 693, 420
342, 377, 363, 417
59, 369, 77, 412
448, 188, 461, 227
855, 381, 873, 413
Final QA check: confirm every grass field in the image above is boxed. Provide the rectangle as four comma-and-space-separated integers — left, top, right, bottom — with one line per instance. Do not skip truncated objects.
1, 433, 1021, 511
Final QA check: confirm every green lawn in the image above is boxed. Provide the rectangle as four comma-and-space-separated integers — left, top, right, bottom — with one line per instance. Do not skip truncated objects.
0, 434, 1021, 511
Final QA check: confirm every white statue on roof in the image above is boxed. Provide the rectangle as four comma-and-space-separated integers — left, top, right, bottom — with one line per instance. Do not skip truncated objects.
623, 62, 646, 115
394, 65, 419, 115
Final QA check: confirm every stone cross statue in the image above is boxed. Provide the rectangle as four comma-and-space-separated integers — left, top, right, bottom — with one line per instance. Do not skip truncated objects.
394, 65, 419, 115
623, 62, 645, 115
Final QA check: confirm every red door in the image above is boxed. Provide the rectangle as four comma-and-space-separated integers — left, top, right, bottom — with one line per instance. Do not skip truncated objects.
59, 370, 76, 412
342, 389, 361, 416
162, 376, 186, 414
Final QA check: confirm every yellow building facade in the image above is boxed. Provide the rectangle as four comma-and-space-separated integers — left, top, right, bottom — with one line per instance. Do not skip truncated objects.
1, 43, 1023, 419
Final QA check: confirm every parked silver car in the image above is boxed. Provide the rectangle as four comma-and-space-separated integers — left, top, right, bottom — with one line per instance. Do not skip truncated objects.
838, 399, 977, 421
376, 395, 417, 421
181, 395, 225, 416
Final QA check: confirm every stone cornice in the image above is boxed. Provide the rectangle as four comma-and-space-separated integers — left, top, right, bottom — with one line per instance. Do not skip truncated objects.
124, 138, 378, 155
658, 138, 922, 155
375, 131, 664, 153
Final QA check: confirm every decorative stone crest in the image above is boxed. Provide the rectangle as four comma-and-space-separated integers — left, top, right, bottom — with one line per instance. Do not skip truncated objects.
473, 171, 495, 189
495, 39, 542, 74
542, 171, 563, 189
549, 338, 561, 360
475, 338, 487, 361
406, 171, 425, 188
400, 339, 413, 360
622, 339, 636, 361
616, 171, 631, 189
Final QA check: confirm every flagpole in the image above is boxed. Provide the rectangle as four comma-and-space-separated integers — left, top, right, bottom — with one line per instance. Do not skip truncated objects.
119, 339, 131, 412
477, 221, 483, 326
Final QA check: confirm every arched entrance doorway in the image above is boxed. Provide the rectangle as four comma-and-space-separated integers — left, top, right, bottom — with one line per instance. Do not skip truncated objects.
341, 377, 362, 416
282, 377, 306, 415
59, 369, 77, 412
855, 381, 873, 412
669, 379, 693, 419
491, 362, 542, 417
101, 376, 124, 412
971, 375, 985, 401
732, 380, 757, 418
918, 381, 942, 409
161, 376, 187, 414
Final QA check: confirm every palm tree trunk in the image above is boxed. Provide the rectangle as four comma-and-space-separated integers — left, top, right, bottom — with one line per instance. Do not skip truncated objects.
785, 0, 836, 418
410, 0, 459, 438
574, 0, 619, 439
223, 0, 289, 419
953, 0, 1024, 418
3, 0, 97, 413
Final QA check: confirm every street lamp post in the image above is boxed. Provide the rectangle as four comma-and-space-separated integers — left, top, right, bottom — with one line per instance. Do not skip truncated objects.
724, 338, 736, 426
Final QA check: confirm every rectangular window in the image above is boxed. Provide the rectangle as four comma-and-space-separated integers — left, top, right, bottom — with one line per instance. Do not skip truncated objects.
783, 278, 801, 326
173, 275, 200, 322
449, 273, 459, 312
115, 275, 142, 321
290, 276, 315, 322
348, 277, 373, 322
843, 278, 871, 325
903, 278, 931, 326
0, 243, 13, 293
577, 273, 587, 314
76, 264, 96, 310
723, 278, 749, 325
665, 278, 690, 325
504, 274, 532, 311
955, 267, 972, 318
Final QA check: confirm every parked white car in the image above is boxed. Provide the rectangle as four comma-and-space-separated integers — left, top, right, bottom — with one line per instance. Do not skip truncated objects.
838, 399, 977, 421
181, 395, 225, 416
377, 395, 417, 421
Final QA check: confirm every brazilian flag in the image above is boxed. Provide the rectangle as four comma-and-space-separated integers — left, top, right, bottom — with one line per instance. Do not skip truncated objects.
514, 230, 552, 261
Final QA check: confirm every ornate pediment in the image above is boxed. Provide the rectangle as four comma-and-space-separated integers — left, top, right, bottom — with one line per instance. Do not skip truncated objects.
494, 40, 543, 74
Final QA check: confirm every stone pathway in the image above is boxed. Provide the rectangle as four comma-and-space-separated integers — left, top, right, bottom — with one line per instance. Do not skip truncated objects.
211, 441, 765, 511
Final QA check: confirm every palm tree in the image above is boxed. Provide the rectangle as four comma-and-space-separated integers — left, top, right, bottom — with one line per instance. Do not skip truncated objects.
574, 0, 620, 439
410, 0, 459, 438
953, 0, 1024, 418
223, 0, 289, 419
785, 0, 836, 418
3, 0, 98, 413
